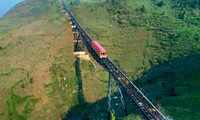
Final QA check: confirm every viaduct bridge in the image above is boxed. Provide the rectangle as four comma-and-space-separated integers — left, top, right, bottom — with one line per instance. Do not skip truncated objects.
61, 1, 170, 120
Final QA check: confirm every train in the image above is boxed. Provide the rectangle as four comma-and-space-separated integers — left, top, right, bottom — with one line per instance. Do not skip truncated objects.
91, 40, 107, 58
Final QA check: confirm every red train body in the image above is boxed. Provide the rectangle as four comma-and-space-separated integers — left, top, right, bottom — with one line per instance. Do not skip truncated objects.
91, 41, 107, 58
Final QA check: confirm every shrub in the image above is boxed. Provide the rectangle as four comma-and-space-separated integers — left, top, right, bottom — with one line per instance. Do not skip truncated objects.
157, 0, 165, 7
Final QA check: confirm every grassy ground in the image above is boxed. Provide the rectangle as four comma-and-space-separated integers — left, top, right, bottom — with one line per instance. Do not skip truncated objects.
69, 0, 200, 119
0, 0, 199, 119
64, 58, 109, 119
0, 0, 78, 119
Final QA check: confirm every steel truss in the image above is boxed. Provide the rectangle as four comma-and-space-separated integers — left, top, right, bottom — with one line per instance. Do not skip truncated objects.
108, 72, 127, 120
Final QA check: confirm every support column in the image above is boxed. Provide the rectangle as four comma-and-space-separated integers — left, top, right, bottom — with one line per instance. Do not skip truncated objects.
108, 72, 127, 120
108, 72, 112, 120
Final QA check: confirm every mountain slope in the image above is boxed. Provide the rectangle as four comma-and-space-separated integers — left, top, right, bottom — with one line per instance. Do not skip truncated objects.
0, 0, 78, 119
0, 0, 199, 119
69, 0, 200, 119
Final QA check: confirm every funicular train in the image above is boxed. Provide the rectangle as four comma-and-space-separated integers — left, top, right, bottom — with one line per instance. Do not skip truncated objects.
91, 40, 107, 58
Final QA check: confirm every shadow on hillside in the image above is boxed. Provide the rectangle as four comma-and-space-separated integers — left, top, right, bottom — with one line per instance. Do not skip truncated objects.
62, 97, 108, 120
63, 53, 200, 119
75, 57, 86, 105
135, 53, 200, 119
62, 95, 137, 120
135, 53, 200, 99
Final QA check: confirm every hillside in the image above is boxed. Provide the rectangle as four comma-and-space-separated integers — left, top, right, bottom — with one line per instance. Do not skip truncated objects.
69, 0, 200, 119
0, 0, 110, 119
0, 0, 77, 119
0, 0, 199, 120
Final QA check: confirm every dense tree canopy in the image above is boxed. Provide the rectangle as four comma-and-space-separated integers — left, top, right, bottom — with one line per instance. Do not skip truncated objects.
171, 0, 200, 9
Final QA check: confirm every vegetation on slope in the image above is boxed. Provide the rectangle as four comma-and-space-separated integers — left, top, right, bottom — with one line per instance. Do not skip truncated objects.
0, 0, 199, 119
69, 0, 200, 119
0, 0, 77, 119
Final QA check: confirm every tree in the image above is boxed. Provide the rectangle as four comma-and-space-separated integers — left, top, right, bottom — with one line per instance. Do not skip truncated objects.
178, 10, 186, 20
157, 0, 165, 7
140, 5, 146, 13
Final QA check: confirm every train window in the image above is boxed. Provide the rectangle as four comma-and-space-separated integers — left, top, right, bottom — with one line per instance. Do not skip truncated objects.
101, 52, 106, 55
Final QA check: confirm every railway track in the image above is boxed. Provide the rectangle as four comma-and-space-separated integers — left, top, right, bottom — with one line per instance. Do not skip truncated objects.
61, 0, 169, 119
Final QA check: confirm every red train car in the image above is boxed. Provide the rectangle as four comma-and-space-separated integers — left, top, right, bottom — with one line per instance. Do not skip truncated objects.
91, 41, 107, 58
